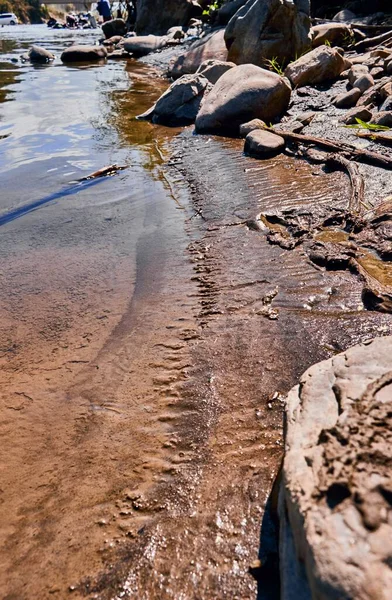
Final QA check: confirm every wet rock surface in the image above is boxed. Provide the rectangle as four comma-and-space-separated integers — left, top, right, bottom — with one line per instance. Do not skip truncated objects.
169, 29, 228, 78
280, 336, 392, 600
61, 45, 107, 62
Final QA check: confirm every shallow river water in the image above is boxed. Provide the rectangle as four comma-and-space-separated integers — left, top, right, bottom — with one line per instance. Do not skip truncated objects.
1, 24, 391, 600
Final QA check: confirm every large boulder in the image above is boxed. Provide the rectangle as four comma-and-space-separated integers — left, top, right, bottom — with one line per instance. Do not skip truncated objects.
136, 0, 194, 35
195, 63, 291, 134
60, 45, 107, 63
139, 74, 212, 126
123, 35, 169, 56
284, 46, 349, 87
279, 336, 392, 600
224, 0, 312, 67
101, 18, 127, 39
169, 29, 228, 78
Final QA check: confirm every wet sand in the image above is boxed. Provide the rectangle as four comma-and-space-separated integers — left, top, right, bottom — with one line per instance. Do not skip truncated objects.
1, 26, 392, 600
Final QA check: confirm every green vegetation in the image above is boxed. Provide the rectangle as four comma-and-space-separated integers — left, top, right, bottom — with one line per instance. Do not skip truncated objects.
264, 57, 285, 76
202, 1, 223, 20
346, 118, 391, 132
0, 0, 48, 23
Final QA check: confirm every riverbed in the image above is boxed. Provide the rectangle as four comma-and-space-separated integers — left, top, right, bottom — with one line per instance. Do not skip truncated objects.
1, 25, 391, 600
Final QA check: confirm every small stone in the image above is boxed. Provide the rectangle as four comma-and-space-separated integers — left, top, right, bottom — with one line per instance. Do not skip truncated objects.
352, 74, 374, 93
379, 97, 392, 113
370, 66, 385, 79
244, 130, 285, 157
347, 64, 369, 86
370, 111, 392, 127
239, 119, 266, 138
339, 106, 372, 124
334, 87, 362, 108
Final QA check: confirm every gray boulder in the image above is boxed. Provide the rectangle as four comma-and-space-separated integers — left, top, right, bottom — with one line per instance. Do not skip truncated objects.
244, 129, 285, 157
169, 29, 228, 79
123, 35, 170, 56
279, 336, 392, 600
102, 18, 127, 39
139, 74, 212, 126
196, 59, 236, 84
333, 9, 357, 22
353, 73, 374, 94
285, 46, 350, 88
61, 45, 107, 63
27, 45, 55, 63
195, 64, 291, 135
370, 111, 392, 127
347, 64, 369, 86
224, 0, 311, 67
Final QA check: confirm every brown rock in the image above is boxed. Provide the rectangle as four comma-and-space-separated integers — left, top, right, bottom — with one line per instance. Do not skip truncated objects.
347, 64, 369, 86
61, 45, 107, 63
339, 106, 372, 124
311, 23, 352, 48
224, 0, 311, 67
169, 29, 228, 79
196, 59, 236, 85
285, 46, 349, 88
334, 87, 362, 108
370, 111, 392, 127
244, 130, 285, 157
195, 64, 291, 135
239, 119, 266, 138
353, 73, 374, 94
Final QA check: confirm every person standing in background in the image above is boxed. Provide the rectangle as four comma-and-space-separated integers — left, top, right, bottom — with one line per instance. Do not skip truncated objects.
96, 0, 112, 23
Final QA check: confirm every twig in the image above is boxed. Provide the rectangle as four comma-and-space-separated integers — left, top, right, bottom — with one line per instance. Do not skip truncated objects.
81, 164, 127, 180
356, 131, 392, 146
265, 126, 392, 170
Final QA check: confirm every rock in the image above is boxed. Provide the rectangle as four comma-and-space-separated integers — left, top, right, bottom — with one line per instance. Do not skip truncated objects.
215, 0, 247, 25
379, 97, 392, 112
370, 66, 385, 80
370, 111, 392, 127
60, 45, 107, 63
166, 26, 185, 40
347, 64, 369, 86
225, 0, 311, 67
339, 106, 372, 124
27, 45, 55, 63
169, 29, 228, 79
196, 59, 236, 85
285, 46, 349, 88
334, 87, 362, 108
353, 73, 374, 93
136, 0, 194, 35
311, 23, 352, 48
239, 118, 266, 137
332, 8, 357, 22
381, 82, 392, 99
297, 111, 316, 125
244, 129, 285, 157
139, 73, 212, 126
386, 60, 392, 76
102, 18, 127, 39
279, 336, 392, 600
102, 36, 124, 47
195, 64, 291, 135
123, 35, 169, 56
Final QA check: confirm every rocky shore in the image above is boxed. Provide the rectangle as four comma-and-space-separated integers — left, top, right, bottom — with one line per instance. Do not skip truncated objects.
10, 1, 392, 598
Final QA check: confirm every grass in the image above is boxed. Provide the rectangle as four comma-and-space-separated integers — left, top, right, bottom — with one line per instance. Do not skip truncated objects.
345, 118, 392, 132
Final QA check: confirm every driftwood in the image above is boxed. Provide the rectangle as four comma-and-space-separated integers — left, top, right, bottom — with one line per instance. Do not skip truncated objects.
81, 164, 127, 181
354, 30, 392, 52
356, 131, 392, 146
266, 125, 392, 170
325, 154, 365, 214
